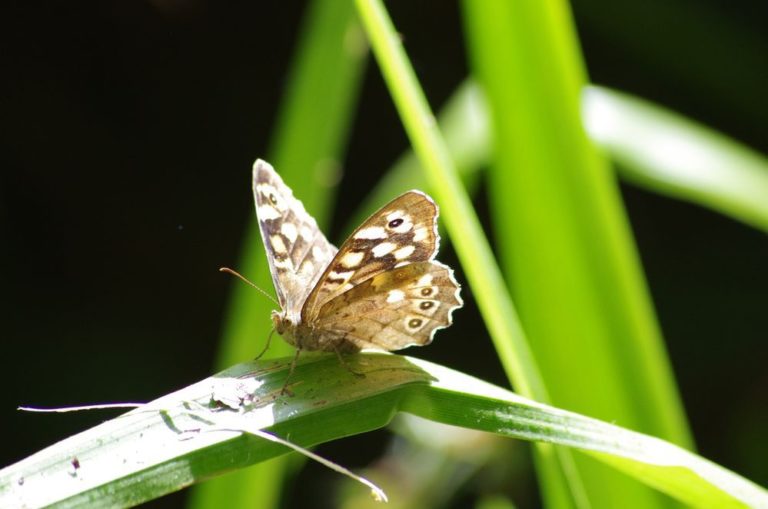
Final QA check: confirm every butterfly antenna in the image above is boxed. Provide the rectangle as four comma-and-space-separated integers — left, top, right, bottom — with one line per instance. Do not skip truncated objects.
219, 267, 278, 305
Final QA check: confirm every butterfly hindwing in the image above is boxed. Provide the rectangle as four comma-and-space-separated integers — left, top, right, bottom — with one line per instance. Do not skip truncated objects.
315, 261, 463, 351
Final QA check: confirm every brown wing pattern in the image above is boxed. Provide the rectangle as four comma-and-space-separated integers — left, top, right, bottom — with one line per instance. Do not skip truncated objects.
315, 261, 462, 350
301, 191, 439, 322
252, 160, 337, 314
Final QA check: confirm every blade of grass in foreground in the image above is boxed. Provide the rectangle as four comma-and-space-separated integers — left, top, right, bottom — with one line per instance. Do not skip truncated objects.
335, 77, 768, 506
462, 1, 691, 507
3, 354, 765, 508
354, 0, 588, 506
353, 0, 545, 421
191, 1, 368, 508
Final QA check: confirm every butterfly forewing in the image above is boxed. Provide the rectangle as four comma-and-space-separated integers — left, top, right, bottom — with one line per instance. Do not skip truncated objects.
252, 160, 337, 316
301, 191, 439, 322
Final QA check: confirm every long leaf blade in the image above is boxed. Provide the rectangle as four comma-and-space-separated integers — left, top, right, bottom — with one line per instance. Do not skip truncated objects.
3, 354, 764, 509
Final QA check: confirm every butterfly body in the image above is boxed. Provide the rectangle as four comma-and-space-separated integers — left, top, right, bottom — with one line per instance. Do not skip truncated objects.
253, 159, 461, 355
271, 316, 360, 353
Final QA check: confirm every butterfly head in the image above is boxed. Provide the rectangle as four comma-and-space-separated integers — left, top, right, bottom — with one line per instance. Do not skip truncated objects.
271, 309, 287, 333
271, 309, 298, 347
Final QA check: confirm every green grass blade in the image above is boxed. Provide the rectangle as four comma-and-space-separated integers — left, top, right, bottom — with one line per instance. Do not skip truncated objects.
336, 73, 768, 506
584, 86, 768, 232
461, 1, 691, 507
191, 1, 367, 508
353, 0, 546, 408
337, 74, 768, 505
3, 354, 765, 508
342, 81, 490, 235
354, 1, 591, 506
349, 80, 768, 238
214, 0, 367, 370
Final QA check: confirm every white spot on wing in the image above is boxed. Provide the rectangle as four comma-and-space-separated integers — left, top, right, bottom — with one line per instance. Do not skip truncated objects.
257, 205, 280, 220
372, 242, 396, 258
270, 235, 287, 254
273, 258, 293, 270
329, 270, 353, 281
413, 226, 428, 242
312, 245, 325, 261
386, 290, 405, 303
255, 183, 276, 196
300, 225, 314, 241
354, 226, 387, 240
417, 274, 434, 287
281, 222, 298, 243
340, 251, 365, 268
393, 245, 415, 260
299, 260, 314, 276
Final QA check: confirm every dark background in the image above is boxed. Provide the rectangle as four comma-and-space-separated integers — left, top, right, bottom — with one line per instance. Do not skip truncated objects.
2, 1, 766, 507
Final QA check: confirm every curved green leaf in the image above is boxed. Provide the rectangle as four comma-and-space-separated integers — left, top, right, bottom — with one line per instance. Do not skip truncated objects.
2, 354, 764, 508
584, 86, 768, 232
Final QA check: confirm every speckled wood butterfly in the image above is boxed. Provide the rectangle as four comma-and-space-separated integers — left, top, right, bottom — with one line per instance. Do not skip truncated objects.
252, 159, 462, 360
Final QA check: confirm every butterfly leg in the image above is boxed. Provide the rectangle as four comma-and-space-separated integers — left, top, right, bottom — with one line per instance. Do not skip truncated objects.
254, 328, 276, 361
333, 347, 365, 378
280, 348, 302, 396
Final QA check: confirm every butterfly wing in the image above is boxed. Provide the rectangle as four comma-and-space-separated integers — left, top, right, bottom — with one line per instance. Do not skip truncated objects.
301, 190, 441, 322
315, 261, 462, 350
252, 160, 337, 315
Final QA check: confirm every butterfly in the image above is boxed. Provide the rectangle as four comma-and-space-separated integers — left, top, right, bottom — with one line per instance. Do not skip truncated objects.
252, 159, 462, 363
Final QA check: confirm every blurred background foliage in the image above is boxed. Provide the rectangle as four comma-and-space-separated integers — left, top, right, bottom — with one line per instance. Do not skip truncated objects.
1, 1, 766, 507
